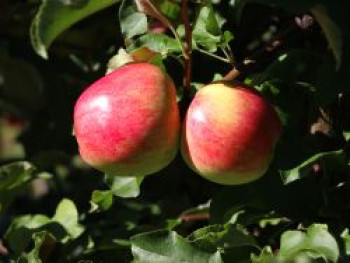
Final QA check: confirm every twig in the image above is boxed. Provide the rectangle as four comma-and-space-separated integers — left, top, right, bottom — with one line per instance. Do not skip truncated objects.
223, 39, 282, 81
226, 44, 235, 63
135, 0, 188, 59
179, 212, 210, 222
220, 47, 233, 64
223, 24, 296, 81
197, 48, 231, 64
181, 0, 192, 94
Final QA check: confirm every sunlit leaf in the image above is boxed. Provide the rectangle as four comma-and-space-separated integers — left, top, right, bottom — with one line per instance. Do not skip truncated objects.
251, 246, 276, 263
155, 0, 180, 21
222, 31, 234, 47
188, 225, 228, 252
258, 215, 287, 228
52, 198, 84, 241
135, 0, 173, 31
341, 229, 350, 256
130, 33, 182, 55
343, 131, 350, 141
192, 6, 221, 52
131, 230, 223, 263
105, 174, 144, 198
279, 224, 339, 262
5, 198, 84, 258
188, 223, 257, 252
90, 190, 113, 212
119, 0, 148, 40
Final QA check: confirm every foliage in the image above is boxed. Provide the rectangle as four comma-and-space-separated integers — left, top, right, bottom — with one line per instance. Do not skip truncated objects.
1, 0, 350, 262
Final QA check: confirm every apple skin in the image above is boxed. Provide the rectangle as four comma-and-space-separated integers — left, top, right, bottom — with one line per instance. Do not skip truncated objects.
74, 63, 180, 176
181, 82, 282, 185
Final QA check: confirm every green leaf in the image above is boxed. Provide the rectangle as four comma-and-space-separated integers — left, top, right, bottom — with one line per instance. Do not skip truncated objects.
341, 229, 350, 256
5, 198, 84, 258
280, 150, 346, 184
89, 175, 144, 212
52, 198, 84, 241
5, 215, 50, 256
0, 161, 39, 212
157, 0, 180, 21
30, 0, 120, 58
131, 230, 223, 263
164, 219, 182, 230
311, 4, 343, 70
209, 184, 266, 224
0, 161, 36, 191
223, 246, 259, 263
278, 224, 339, 262
119, 0, 148, 40
280, 231, 308, 257
222, 31, 234, 47
105, 174, 144, 198
258, 215, 287, 229
188, 225, 228, 252
18, 231, 50, 263
222, 225, 257, 249
343, 131, 350, 141
188, 223, 257, 253
192, 6, 221, 52
130, 33, 182, 55
251, 246, 277, 263
90, 190, 114, 212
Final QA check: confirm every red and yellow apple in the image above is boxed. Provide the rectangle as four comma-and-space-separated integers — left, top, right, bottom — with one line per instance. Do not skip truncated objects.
181, 81, 282, 185
74, 63, 180, 176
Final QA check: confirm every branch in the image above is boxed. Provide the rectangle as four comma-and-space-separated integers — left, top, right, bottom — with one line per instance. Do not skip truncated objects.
181, 0, 192, 95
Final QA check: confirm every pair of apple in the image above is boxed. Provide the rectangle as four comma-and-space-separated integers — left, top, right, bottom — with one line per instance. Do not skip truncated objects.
73, 63, 281, 185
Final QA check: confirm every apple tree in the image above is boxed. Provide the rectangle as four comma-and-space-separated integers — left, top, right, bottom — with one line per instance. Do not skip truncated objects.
1, 0, 350, 262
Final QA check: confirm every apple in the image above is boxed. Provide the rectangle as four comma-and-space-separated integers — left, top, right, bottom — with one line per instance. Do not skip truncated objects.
181, 81, 282, 185
74, 62, 180, 176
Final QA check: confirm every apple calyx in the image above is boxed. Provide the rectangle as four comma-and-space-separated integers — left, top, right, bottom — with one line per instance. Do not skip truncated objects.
106, 48, 134, 74
106, 48, 161, 74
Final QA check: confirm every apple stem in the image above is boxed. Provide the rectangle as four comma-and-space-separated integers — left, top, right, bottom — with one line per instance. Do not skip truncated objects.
223, 67, 240, 81
181, 0, 192, 96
